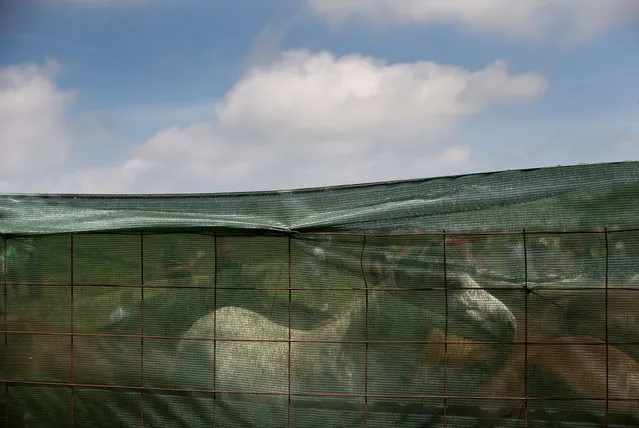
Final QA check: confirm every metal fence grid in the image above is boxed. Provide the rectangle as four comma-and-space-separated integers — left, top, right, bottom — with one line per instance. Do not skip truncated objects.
2, 228, 639, 427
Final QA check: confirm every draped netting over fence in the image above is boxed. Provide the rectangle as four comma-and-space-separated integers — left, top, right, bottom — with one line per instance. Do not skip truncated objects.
2, 161, 639, 428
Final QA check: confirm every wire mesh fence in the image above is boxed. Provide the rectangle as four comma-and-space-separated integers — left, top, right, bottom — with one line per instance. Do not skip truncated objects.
2, 227, 639, 427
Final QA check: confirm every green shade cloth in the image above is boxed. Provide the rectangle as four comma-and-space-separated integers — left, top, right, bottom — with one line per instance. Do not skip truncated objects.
2, 161, 639, 427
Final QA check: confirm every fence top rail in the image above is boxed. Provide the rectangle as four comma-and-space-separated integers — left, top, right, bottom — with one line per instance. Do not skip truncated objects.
1, 161, 639, 236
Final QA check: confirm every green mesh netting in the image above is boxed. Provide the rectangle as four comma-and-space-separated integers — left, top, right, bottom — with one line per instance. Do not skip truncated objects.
2, 161, 639, 427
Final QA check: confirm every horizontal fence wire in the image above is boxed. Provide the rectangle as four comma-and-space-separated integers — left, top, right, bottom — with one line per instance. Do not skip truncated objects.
4, 282, 638, 291
2, 378, 639, 403
3, 335, 639, 352
5, 328, 639, 346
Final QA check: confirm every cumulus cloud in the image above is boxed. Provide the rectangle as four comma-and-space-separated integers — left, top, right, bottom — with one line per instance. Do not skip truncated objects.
1, 51, 548, 193
308, 0, 639, 43
0, 60, 74, 180
216, 51, 546, 143
87, 50, 545, 193
49, 158, 161, 194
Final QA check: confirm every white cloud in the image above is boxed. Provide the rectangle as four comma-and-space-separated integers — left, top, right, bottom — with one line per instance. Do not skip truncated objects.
78, 50, 544, 193
0, 51, 548, 193
308, 0, 639, 43
216, 51, 546, 144
0, 60, 74, 180
49, 157, 161, 194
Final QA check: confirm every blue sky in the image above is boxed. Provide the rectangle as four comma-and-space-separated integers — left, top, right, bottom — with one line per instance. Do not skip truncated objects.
1, 0, 638, 193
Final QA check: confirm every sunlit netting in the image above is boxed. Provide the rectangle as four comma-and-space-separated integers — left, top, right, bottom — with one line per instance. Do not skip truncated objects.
2, 161, 639, 427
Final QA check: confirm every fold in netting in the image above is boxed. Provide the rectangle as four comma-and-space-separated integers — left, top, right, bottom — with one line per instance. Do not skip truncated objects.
2, 161, 639, 235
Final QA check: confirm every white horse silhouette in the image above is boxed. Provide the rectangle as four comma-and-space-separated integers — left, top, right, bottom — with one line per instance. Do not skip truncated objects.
177, 262, 517, 428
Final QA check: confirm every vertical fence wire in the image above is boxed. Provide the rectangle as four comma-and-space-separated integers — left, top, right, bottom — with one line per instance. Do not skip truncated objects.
2, 238, 8, 428
442, 231, 448, 428
140, 233, 145, 427
213, 233, 218, 427
360, 235, 369, 427
70, 234, 76, 428
287, 235, 292, 428
604, 228, 610, 427
522, 229, 529, 427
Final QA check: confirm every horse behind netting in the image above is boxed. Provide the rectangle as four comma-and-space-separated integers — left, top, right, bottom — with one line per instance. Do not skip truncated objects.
176, 256, 518, 428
